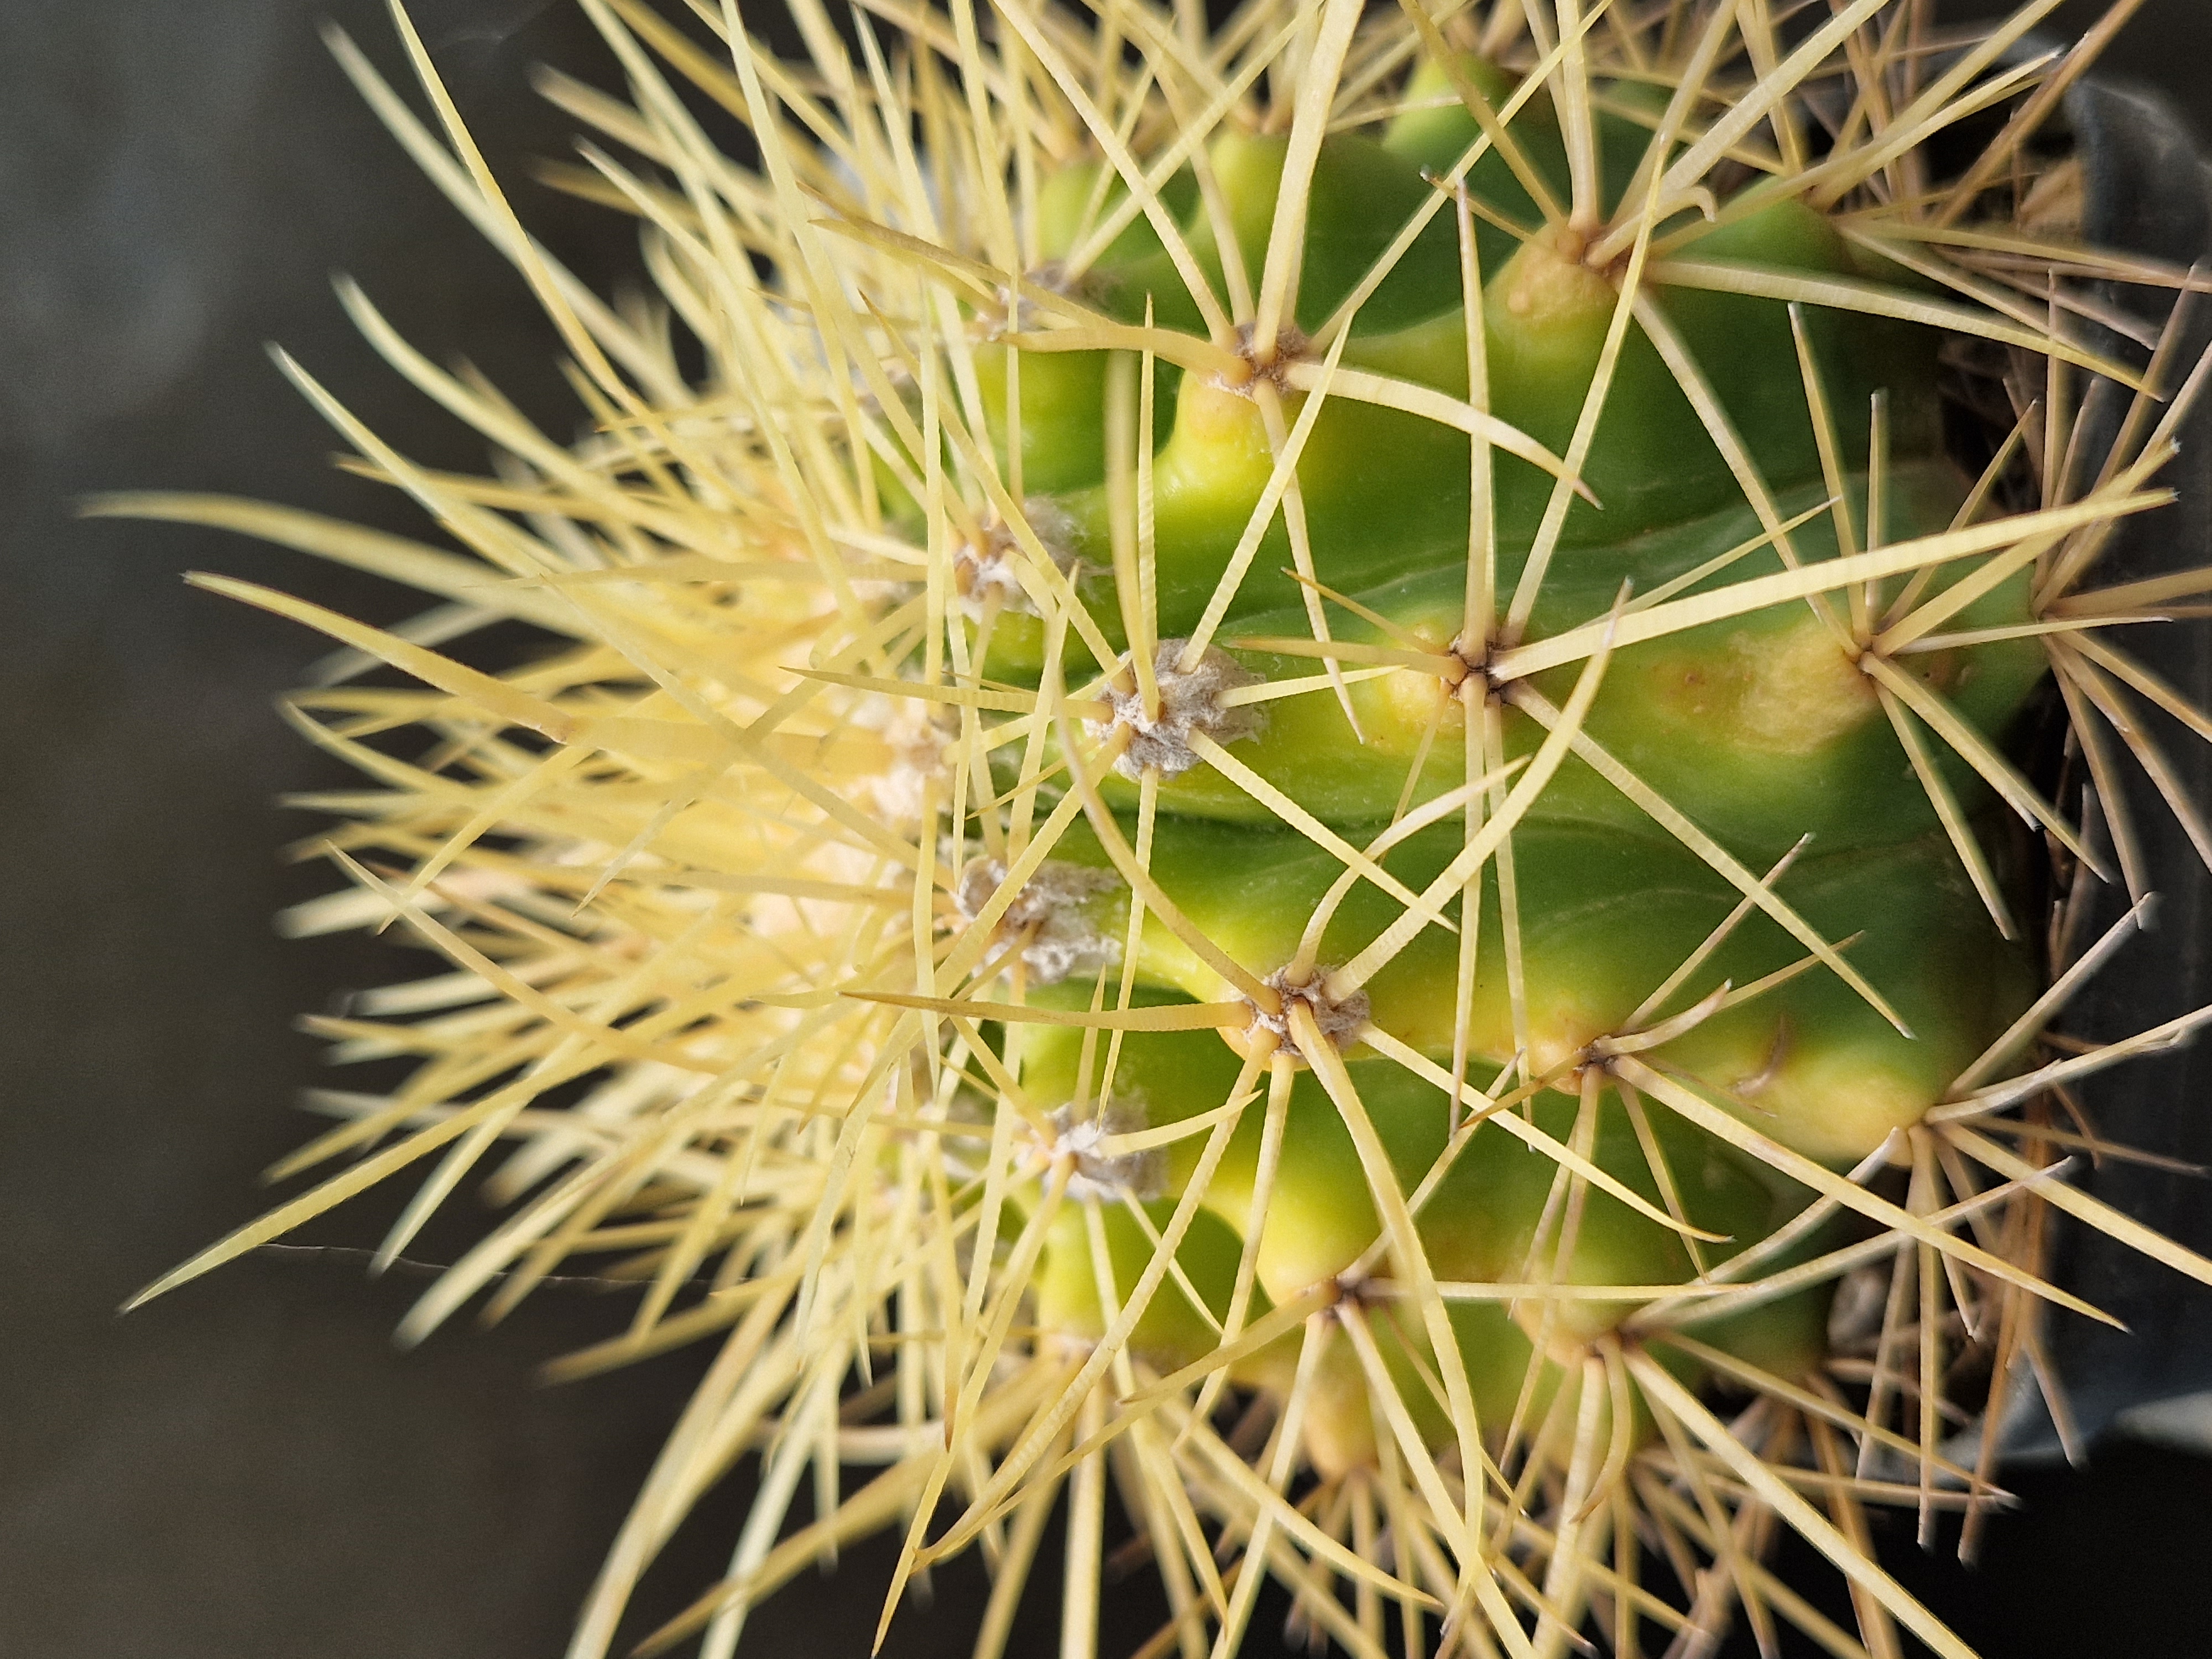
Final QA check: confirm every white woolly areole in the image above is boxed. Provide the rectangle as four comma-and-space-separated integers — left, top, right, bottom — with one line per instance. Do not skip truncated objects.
1250, 968, 1371, 1061
954, 855, 1123, 986
1048, 1097, 1165, 1202
1088, 639, 1265, 780
953, 498, 1081, 618
844, 691, 951, 825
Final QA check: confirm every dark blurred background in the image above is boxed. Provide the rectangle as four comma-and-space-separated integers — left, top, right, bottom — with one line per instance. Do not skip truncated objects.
2, 3, 2208, 1656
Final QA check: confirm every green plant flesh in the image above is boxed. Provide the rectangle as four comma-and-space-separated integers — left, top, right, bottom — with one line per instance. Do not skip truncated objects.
108, 3, 2212, 1657
958, 33, 2039, 1524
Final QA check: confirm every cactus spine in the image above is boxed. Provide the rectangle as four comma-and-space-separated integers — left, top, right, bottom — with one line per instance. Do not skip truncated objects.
106, 2, 2212, 1656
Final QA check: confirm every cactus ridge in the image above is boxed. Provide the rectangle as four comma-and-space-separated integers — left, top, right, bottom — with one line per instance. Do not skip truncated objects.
105, 3, 2212, 1657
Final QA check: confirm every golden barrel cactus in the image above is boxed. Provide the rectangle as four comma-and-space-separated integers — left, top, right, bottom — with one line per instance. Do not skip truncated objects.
106, 1, 2212, 1654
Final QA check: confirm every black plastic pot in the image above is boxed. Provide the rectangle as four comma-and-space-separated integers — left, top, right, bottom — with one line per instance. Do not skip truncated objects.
2004, 69, 2212, 1459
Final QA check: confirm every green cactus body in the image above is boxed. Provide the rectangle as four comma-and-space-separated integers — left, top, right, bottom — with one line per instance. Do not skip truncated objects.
950, 60, 2046, 1444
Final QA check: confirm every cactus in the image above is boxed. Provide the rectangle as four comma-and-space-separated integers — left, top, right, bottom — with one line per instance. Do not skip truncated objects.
99, 1, 2212, 1655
